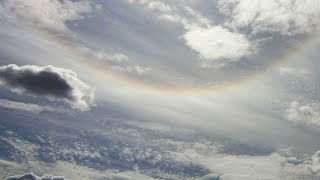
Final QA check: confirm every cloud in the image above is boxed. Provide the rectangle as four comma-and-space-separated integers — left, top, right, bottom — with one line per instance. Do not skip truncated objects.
128, 0, 213, 28
183, 26, 252, 67
0, 159, 155, 180
307, 151, 320, 175
128, 0, 254, 68
78, 46, 152, 75
200, 173, 220, 180
6, 173, 66, 180
129, 0, 172, 13
146, 1, 172, 13
218, 0, 320, 35
0, 64, 94, 111
168, 146, 318, 180
1, 0, 94, 32
285, 101, 320, 129
0, 99, 56, 113
279, 66, 309, 77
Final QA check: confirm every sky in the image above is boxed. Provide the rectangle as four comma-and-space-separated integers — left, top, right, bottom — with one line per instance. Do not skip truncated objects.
1, 0, 320, 179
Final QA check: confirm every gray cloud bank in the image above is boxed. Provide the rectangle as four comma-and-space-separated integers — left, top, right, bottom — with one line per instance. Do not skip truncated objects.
6, 173, 65, 180
0, 64, 94, 111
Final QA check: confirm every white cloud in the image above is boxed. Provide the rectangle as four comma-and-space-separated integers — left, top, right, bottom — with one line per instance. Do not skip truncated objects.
0, 99, 56, 113
218, 0, 320, 35
128, 1, 213, 28
163, 143, 317, 180
183, 26, 252, 67
307, 151, 320, 175
279, 66, 309, 77
0, 160, 155, 180
6, 173, 66, 180
130, 1, 255, 68
285, 101, 320, 129
78, 46, 152, 75
184, 6, 212, 28
1, 0, 94, 32
129, 0, 171, 12
147, 1, 172, 12
0, 64, 94, 111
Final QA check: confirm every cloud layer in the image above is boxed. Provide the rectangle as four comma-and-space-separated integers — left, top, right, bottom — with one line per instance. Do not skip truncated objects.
2, 0, 93, 32
0, 99, 55, 113
7, 173, 65, 180
218, 0, 320, 35
0, 64, 94, 111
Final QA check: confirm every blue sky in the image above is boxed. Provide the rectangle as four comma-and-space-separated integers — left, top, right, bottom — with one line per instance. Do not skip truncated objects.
1, 0, 320, 179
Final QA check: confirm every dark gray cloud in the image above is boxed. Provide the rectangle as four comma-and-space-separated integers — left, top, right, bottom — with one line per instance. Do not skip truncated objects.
6, 173, 66, 180
0, 64, 94, 111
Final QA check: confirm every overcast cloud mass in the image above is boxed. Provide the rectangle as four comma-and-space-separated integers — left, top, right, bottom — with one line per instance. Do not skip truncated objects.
1, 0, 320, 179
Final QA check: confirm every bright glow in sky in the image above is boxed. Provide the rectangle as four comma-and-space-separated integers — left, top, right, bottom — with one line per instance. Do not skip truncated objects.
1, 0, 320, 179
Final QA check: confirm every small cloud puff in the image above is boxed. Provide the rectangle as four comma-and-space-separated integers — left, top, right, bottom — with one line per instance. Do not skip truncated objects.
285, 101, 320, 129
6, 173, 66, 180
0, 64, 94, 111
183, 26, 252, 67
279, 66, 309, 77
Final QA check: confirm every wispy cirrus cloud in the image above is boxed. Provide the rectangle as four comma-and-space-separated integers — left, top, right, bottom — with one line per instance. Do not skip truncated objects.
78, 46, 152, 75
0, 99, 57, 113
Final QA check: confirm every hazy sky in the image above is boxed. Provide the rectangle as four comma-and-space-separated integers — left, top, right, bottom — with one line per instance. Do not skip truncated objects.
1, 0, 320, 179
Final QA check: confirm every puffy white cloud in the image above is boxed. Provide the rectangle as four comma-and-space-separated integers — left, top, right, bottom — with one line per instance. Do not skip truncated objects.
6, 173, 66, 180
285, 101, 320, 128
0, 64, 94, 111
1, 0, 94, 32
218, 0, 320, 35
183, 26, 252, 67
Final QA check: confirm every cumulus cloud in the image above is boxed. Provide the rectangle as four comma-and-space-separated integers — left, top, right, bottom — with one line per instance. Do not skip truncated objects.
1, 0, 94, 32
0, 64, 94, 111
218, 0, 320, 35
285, 101, 320, 128
6, 173, 66, 180
183, 26, 252, 67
